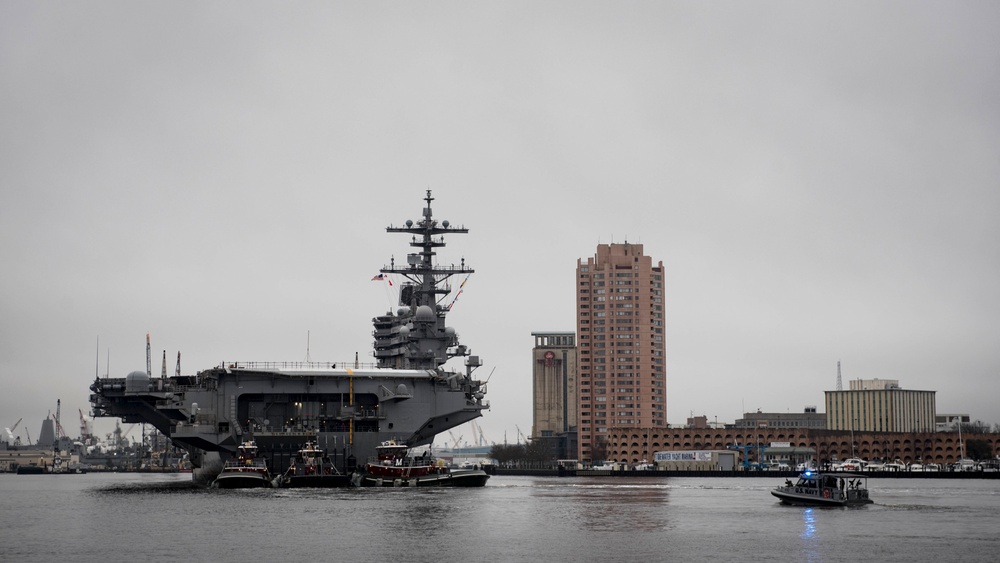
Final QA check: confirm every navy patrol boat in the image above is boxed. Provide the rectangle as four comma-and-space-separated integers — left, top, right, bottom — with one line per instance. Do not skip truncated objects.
771, 471, 874, 507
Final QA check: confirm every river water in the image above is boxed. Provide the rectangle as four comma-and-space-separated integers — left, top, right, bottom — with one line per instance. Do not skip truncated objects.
2, 473, 998, 562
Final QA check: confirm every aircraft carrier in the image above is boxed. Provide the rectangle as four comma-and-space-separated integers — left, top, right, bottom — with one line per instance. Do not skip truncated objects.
89, 191, 489, 481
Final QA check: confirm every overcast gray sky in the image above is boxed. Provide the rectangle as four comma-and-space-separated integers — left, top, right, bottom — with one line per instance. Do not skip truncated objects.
2, 2, 998, 446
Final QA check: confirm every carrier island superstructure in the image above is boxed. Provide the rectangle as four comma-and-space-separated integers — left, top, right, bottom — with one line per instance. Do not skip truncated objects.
89, 191, 488, 479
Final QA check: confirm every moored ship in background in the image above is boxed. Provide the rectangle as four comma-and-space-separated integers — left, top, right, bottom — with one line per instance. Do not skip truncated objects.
90, 191, 490, 485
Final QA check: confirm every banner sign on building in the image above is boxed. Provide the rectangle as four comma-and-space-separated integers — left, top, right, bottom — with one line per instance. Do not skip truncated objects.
654, 451, 713, 462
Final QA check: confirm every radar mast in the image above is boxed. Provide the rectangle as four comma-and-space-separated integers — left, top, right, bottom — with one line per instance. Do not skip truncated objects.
373, 190, 478, 372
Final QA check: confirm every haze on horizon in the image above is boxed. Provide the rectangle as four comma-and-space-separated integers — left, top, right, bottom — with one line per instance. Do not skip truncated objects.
2, 2, 998, 445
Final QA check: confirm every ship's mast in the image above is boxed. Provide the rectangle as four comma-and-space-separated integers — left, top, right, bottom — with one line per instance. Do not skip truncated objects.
383, 190, 473, 308
375, 190, 477, 371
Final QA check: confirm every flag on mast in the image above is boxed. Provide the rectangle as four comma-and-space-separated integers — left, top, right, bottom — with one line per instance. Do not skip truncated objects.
371, 273, 393, 286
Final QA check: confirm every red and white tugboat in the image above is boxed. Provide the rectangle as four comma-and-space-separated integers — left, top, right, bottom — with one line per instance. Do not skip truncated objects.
280, 440, 352, 488
212, 441, 273, 489
356, 440, 489, 487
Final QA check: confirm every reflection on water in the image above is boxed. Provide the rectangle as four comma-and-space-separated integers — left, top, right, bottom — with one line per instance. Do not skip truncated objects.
4, 474, 1000, 562
800, 507, 818, 563
533, 480, 672, 532
800, 507, 816, 539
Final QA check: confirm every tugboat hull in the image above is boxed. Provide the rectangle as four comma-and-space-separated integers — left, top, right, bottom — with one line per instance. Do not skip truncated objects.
282, 475, 353, 488
359, 469, 490, 488
212, 473, 273, 489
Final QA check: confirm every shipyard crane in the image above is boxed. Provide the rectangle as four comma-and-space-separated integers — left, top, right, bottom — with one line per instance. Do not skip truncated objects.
5, 418, 22, 443
515, 425, 529, 445
471, 420, 490, 447
54, 399, 67, 439
78, 409, 92, 442
447, 430, 464, 449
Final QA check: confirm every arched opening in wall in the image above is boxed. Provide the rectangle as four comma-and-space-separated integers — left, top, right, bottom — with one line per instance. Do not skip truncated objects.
673, 442, 681, 449
683, 442, 691, 448
652, 442, 661, 449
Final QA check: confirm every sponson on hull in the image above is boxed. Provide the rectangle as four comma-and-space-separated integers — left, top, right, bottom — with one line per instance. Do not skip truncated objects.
90, 191, 490, 484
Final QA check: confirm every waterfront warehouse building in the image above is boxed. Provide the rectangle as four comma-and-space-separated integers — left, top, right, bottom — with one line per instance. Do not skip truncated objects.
576, 243, 666, 463
825, 379, 936, 433
531, 331, 578, 460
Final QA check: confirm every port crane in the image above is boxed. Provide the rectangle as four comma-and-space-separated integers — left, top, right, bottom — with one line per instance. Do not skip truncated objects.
728, 442, 768, 470
78, 409, 93, 443
515, 425, 529, 445
4, 418, 22, 444
470, 420, 490, 447
54, 399, 67, 439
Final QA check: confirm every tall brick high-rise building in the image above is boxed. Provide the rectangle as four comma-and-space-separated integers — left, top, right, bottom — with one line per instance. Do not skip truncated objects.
576, 243, 666, 463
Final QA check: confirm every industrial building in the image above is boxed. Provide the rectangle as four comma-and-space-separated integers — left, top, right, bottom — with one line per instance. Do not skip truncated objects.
734, 407, 826, 429
825, 379, 936, 433
530, 331, 578, 460
605, 426, 999, 466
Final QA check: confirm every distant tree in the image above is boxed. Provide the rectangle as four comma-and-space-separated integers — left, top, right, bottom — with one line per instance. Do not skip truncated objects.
590, 438, 608, 463
960, 421, 993, 435
965, 439, 992, 460
524, 438, 553, 466
488, 443, 524, 466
